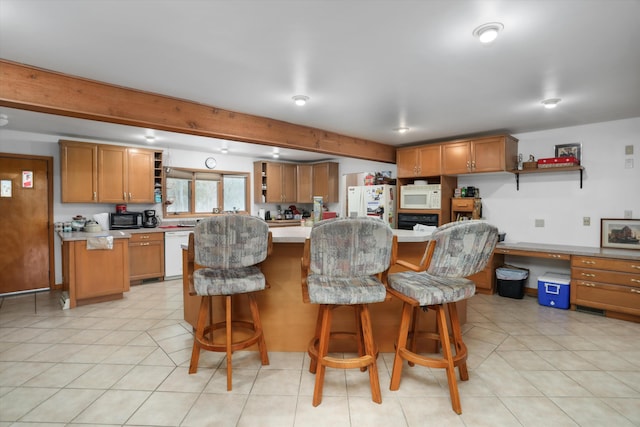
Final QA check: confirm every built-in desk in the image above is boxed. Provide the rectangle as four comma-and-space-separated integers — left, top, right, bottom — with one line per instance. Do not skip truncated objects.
493, 242, 640, 322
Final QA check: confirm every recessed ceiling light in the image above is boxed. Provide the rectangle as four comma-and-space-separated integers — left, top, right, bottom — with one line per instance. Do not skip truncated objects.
292, 95, 309, 106
220, 147, 229, 154
472, 22, 504, 44
145, 135, 156, 142
272, 152, 280, 158
0, 114, 8, 127
541, 98, 561, 109
394, 127, 410, 134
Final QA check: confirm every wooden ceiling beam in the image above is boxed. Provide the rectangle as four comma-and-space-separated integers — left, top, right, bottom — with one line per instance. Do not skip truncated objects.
0, 60, 395, 163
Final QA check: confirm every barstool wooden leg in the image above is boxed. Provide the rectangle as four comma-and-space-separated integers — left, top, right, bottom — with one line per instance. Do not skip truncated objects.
248, 294, 269, 366
309, 307, 324, 374
225, 295, 233, 391
390, 302, 413, 390
407, 306, 420, 367
436, 305, 462, 414
360, 305, 381, 404
355, 306, 366, 372
189, 296, 209, 374
313, 304, 332, 407
447, 303, 469, 381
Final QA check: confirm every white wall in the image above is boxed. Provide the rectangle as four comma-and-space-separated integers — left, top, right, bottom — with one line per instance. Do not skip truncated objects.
2, 117, 638, 287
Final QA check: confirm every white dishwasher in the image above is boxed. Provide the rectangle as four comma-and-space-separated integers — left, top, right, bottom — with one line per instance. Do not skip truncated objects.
164, 230, 192, 278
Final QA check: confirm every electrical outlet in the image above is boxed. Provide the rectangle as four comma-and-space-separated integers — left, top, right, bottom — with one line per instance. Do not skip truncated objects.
625, 210, 633, 219
625, 158, 634, 169
583, 217, 590, 226
535, 219, 545, 227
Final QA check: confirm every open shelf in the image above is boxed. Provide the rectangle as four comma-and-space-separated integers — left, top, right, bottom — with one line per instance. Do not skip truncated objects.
510, 166, 584, 190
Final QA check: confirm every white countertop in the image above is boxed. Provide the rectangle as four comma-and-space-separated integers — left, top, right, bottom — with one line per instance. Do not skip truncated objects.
269, 226, 433, 243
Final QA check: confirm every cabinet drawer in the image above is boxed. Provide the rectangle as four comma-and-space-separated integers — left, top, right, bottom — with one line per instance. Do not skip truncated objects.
129, 232, 164, 244
451, 198, 474, 210
574, 280, 640, 315
572, 256, 640, 274
494, 248, 570, 260
572, 267, 640, 287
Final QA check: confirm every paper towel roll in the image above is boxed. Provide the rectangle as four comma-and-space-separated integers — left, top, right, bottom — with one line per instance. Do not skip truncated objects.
93, 213, 109, 231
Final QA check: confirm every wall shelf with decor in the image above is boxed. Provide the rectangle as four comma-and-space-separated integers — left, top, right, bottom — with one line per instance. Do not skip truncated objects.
510, 166, 584, 191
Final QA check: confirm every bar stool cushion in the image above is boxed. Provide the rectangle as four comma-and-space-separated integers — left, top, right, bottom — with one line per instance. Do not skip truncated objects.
193, 266, 266, 296
388, 273, 475, 306
307, 275, 387, 304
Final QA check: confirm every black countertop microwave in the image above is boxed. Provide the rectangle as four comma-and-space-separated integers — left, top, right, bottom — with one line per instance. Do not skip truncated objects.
110, 212, 143, 229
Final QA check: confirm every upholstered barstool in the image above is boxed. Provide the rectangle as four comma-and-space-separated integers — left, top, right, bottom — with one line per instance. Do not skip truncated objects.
187, 215, 272, 391
387, 220, 498, 414
301, 217, 396, 406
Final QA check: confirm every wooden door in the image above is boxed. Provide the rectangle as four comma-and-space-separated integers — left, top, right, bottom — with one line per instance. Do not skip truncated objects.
417, 144, 442, 177
265, 162, 284, 203
98, 145, 127, 203
0, 154, 53, 294
281, 163, 297, 203
312, 162, 338, 202
127, 148, 154, 203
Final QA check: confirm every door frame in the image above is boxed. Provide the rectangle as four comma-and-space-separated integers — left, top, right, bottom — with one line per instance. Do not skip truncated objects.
0, 152, 55, 290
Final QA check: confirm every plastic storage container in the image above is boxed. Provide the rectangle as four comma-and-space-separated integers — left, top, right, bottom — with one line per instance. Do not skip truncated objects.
538, 273, 571, 309
496, 266, 529, 299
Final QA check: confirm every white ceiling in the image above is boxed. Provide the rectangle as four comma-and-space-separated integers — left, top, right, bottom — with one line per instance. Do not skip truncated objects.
1, 0, 639, 162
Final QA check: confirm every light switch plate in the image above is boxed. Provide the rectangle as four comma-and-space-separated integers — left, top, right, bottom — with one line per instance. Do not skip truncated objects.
625, 145, 634, 155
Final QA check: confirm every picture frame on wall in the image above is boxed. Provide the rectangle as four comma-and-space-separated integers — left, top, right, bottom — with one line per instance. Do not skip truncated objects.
554, 143, 582, 162
600, 218, 640, 250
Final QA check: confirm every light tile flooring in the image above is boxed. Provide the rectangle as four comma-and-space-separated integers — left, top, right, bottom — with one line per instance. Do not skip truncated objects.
1, 280, 639, 427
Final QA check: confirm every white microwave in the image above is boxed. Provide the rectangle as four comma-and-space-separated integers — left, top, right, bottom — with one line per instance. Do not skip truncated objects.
400, 185, 441, 209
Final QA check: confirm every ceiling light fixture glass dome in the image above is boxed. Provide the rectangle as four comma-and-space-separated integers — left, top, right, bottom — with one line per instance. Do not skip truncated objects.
541, 98, 562, 109
394, 127, 410, 134
472, 22, 504, 44
292, 95, 309, 106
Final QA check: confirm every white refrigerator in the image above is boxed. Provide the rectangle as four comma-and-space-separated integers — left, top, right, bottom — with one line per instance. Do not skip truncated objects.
347, 185, 396, 228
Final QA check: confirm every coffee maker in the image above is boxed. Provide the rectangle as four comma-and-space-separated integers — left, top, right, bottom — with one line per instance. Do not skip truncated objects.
143, 210, 159, 228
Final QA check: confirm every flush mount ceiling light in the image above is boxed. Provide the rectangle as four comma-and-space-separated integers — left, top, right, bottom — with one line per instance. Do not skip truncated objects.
541, 98, 562, 109
0, 114, 8, 127
220, 147, 229, 154
292, 95, 309, 106
144, 135, 156, 142
272, 149, 280, 159
394, 127, 410, 134
472, 22, 504, 44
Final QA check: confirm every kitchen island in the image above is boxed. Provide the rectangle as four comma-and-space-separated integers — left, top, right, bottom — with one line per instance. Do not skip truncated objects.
181, 226, 458, 352
59, 230, 131, 308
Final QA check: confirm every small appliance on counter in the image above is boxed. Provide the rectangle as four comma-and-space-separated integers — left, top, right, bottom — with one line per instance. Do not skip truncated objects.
143, 210, 159, 228
110, 211, 143, 229
116, 204, 127, 213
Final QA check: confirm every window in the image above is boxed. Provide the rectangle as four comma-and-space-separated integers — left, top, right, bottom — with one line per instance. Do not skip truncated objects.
163, 168, 249, 217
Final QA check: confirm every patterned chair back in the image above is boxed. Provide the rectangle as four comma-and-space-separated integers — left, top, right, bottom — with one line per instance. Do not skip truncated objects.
309, 217, 393, 277
426, 220, 499, 278
195, 215, 269, 269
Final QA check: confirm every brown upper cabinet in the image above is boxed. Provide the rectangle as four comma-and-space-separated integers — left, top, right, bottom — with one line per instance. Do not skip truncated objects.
254, 161, 297, 204
397, 144, 442, 178
296, 164, 313, 203
312, 162, 339, 203
60, 140, 158, 203
441, 135, 518, 175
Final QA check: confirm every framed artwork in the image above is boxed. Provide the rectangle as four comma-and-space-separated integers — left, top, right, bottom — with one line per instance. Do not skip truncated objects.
600, 218, 640, 250
554, 143, 582, 162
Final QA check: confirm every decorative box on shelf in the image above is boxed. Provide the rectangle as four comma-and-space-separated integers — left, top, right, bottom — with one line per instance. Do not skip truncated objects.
537, 156, 580, 168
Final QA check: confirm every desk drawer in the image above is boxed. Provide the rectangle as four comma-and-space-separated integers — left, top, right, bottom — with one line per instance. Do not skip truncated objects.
574, 280, 640, 315
572, 267, 640, 287
572, 256, 640, 274
494, 248, 570, 260
130, 232, 164, 244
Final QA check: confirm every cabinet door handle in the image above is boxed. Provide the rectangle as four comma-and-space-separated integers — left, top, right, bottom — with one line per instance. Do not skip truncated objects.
129, 192, 132, 200
582, 282, 596, 287
141, 235, 150, 239
631, 279, 640, 284
581, 273, 596, 278
141, 242, 150, 246
93, 191, 97, 200
471, 161, 476, 170
631, 288, 640, 294
466, 160, 471, 171
581, 260, 596, 265
549, 254, 563, 258
632, 265, 640, 270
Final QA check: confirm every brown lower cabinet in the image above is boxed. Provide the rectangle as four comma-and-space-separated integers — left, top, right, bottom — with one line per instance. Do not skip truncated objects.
129, 232, 165, 282
62, 237, 130, 308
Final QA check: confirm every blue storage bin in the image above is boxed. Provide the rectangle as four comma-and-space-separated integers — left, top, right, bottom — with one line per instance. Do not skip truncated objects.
538, 273, 570, 309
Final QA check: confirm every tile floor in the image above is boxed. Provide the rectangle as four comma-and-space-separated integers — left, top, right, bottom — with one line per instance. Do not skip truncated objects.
0, 280, 639, 427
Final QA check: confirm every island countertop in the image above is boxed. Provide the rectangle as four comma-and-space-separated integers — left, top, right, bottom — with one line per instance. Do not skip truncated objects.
269, 225, 433, 243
